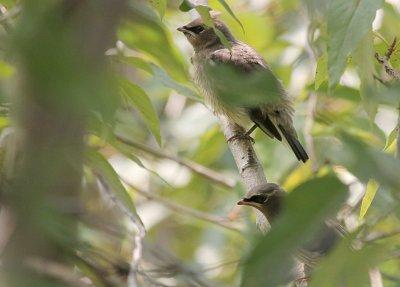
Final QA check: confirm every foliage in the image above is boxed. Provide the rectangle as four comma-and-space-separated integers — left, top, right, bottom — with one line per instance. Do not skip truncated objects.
1, 0, 400, 286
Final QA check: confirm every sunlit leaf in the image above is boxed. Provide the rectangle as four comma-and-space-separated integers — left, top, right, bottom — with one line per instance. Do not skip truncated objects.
0, 60, 15, 78
359, 179, 379, 222
384, 126, 398, 151
241, 176, 347, 287
327, 0, 384, 88
315, 53, 328, 90
118, 76, 162, 146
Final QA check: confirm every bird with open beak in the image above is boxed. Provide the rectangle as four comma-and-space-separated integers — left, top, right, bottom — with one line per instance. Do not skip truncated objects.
177, 11, 308, 163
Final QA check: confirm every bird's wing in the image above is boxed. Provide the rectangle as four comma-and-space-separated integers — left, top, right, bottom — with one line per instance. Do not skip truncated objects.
210, 46, 282, 140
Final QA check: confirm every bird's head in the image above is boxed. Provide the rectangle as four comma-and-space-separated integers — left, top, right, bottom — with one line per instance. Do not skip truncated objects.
237, 183, 285, 222
177, 11, 235, 51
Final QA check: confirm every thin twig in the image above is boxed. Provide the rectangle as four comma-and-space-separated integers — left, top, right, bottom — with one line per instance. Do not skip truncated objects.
304, 93, 318, 173
124, 180, 243, 233
97, 178, 146, 287
374, 37, 400, 81
115, 135, 236, 189
24, 257, 92, 287
363, 228, 400, 243
0, 5, 21, 23
369, 267, 384, 287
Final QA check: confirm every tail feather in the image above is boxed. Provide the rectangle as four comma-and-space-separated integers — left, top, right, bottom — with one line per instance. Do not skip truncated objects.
278, 124, 309, 163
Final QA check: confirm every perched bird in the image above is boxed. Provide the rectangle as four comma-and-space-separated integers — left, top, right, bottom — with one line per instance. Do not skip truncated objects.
177, 12, 308, 162
237, 183, 345, 268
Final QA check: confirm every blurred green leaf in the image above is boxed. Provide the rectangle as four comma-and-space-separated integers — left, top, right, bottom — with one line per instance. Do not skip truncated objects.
330, 132, 400, 189
384, 126, 398, 151
315, 53, 328, 90
149, 0, 166, 19
353, 30, 377, 120
195, 5, 232, 50
359, 179, 379, 222
241, 176, 347, 287
179, 0, 195, 12
149, 62, 201, 101
309, 235, 385, 287
207, 63, 281, 106
118, 56, 201, 101
86, 149, 141, 222
0, 60, 15, 78
118, 76, 162, 146
119, 4, 187, 81
327, 0, 384, 88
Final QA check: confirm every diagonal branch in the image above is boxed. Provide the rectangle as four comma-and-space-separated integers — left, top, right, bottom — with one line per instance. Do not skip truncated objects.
116, 135, 236, 189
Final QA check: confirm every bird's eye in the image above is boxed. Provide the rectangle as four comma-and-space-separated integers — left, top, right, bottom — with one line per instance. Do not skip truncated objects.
188, 25, 205, 34
249, 195, 267, 204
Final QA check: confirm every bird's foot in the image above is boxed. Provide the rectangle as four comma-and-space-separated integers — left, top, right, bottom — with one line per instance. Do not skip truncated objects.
227, 133, 255, 144
294, 276, 309, 287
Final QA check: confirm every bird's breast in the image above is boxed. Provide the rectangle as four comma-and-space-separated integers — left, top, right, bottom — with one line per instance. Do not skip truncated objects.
191, 55, 251, 127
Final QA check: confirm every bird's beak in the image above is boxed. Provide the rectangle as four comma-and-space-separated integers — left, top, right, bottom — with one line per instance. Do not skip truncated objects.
237, 198, 250, 206
177, 26, 187, 33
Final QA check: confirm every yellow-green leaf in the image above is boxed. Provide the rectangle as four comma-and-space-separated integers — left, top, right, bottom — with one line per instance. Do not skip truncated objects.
384, 126, 398, 151
359, 179, 379, 223
0, 60, 15, 78
315, 53, 328, 90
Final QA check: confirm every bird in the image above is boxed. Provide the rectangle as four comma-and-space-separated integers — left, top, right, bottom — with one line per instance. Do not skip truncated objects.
237, 183, 346, 268
177, 11, 309, 163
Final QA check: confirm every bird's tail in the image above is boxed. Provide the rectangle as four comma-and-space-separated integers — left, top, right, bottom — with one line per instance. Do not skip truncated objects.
278, 124, 309, 163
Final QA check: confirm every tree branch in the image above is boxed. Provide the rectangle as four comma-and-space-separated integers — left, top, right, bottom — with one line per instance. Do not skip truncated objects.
124, 180, 243, 233
115, 135, 235, 189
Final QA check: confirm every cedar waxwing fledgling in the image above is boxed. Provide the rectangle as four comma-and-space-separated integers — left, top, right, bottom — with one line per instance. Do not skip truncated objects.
177, 12, 309, 163
238, 183, 345, 267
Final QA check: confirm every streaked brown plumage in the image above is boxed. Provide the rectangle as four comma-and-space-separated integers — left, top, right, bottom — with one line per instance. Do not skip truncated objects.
177, 12, 308, 162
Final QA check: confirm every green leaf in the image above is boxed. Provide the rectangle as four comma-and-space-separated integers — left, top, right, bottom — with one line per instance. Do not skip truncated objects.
118, 76, 162, 146
327, 0, 384, 88
353, 30, 377, 120
117, 56, 201, 101
148, 0, 166, 19
195, 5, 232, 50
384, 126, 398, 151
179, 0, 194, 12
86, 149, 142, 223
149, 63, 201, 101
119, 5, 187, 82
330, 132, 400, 189
315, 53, 328, 90
359, 179, 379, 222
309, 235, 386, 287
241, 176, 347, 287
216, 0, 244, 32
0, 60, 15, 78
